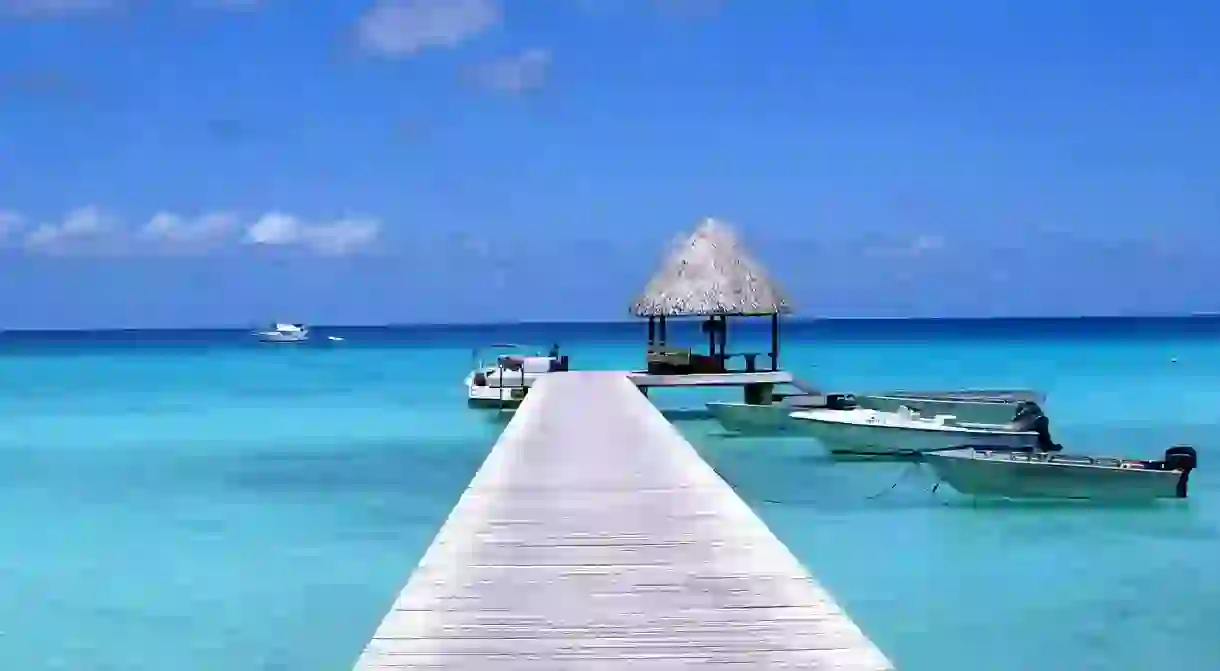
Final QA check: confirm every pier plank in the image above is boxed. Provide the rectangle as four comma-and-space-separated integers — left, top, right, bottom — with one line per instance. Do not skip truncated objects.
354, 372, 893, 670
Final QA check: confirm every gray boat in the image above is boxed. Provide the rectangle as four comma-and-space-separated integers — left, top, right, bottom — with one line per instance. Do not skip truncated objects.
924, 445, 1198, 500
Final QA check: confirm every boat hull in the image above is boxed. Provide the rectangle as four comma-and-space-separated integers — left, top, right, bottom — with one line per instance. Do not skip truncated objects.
789, 409, 1038, 455
925, 451, 1187, 500
467, 383, 529, 408
256, 332, 309, 343
707, 402, 803, 435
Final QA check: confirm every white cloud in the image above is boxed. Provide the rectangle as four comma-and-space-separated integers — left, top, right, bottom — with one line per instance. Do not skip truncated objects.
140, 211, 238, 251
356, 0, 500, 58
9, 208, 379, 257
472, 48, 552, 94
24, 206, 123, 255
244, 212, 381, 256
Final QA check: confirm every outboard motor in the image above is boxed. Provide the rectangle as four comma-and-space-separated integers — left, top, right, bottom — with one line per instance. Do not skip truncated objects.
1162, 445, 1198, 498
1010, 401, 1062, 452
825, 393, 858, 411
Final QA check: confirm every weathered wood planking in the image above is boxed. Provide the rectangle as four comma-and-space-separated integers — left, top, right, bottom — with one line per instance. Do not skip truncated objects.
353, 372, 894, 670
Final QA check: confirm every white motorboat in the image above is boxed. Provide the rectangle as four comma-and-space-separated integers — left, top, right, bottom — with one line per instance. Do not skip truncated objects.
785, 395, 1048, 456
254, 322, 309, 343
709, 387, 1046, 436
924, 445, 1198, 500
465, 343, 570, 408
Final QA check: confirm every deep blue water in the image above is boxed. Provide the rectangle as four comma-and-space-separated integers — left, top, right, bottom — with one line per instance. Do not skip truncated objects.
0, 316, 1216, 670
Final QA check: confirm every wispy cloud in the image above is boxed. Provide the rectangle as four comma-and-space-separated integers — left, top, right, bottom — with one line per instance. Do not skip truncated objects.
469, 48, 551, 95
12, 208, 382, 257
139, 211, 239, 253
244, 212, 382, 256
356, 0, 501, 58
23, 206, 123, 256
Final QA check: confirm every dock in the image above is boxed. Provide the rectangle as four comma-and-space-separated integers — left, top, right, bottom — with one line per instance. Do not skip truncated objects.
354, 371, 894, 669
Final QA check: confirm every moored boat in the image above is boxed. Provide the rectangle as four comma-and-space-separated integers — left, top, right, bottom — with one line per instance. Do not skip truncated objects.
465, 343, 570, 409
923, 445, 1198, 500
783, 395, 1051, 456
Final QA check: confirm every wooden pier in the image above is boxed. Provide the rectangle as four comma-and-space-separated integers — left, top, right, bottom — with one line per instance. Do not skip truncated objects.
354, 372, 894, 669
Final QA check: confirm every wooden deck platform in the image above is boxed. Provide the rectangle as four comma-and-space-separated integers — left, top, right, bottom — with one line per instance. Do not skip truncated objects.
354, 372, 894, 669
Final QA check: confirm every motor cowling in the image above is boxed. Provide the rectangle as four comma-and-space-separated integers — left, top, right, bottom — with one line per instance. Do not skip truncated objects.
1163, 445, 1198, 498
1163, 445, 1197, 472
1011, 401, 1061, 452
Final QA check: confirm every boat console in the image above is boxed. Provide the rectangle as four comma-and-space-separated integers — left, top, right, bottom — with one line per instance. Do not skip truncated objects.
823, 393, 858, 410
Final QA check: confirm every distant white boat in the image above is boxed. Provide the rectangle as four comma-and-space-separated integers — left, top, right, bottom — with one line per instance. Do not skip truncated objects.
783, 395, 1046, 456
924, 446, 1198, 500
254, 322, 309, 343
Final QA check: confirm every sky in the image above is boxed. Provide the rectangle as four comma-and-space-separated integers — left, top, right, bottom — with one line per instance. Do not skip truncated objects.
1, 0, 1219, 328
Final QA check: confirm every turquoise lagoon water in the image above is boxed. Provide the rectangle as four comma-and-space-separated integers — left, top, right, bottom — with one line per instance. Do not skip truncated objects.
0, 319, 1217, 670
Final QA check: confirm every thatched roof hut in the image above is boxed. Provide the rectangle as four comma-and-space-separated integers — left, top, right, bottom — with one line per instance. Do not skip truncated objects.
633, 218, 791, 374
631, 217, 791, 317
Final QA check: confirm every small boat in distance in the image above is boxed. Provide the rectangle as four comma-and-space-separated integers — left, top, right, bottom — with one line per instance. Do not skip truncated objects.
924, 445, 1198, 500
465, 343, 570, 408
254, 322, 310, 343
785, 395, 1051, 456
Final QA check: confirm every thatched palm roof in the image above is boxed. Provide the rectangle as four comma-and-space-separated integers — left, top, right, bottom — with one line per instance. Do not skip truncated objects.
631, 217, 792, 317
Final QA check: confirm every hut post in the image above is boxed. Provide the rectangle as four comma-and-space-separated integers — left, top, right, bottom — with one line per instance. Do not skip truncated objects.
770, 312, 780, 371
648, 316, 656, 346
659, 316, 667, 346
721, 316, 729, 360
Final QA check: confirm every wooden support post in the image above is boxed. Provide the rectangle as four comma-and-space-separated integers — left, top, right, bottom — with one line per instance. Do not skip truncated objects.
771, 313, 780, 371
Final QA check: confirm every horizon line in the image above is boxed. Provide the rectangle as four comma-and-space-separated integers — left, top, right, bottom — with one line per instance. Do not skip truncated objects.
2, 312, 1219, 334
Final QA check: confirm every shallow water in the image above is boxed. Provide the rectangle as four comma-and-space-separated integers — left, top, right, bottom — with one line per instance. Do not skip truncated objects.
0, 319, 1216, 670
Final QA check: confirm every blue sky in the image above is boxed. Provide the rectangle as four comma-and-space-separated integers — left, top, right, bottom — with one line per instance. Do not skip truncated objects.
1, 0, 1218, 328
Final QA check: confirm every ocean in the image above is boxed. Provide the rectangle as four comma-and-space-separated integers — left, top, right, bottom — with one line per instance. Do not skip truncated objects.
0, 317, 1216, 670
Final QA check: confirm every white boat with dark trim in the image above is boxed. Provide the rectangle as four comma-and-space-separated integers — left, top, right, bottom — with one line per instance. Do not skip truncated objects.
254, 322, 309, 343
784, 394, 1050, 456
709, 385, 1047, 437
924, 445, 1198, 500
465, 343, 570, 408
